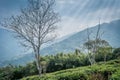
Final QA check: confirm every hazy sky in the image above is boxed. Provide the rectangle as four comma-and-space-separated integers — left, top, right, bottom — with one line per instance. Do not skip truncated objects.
0, 0, 120, 38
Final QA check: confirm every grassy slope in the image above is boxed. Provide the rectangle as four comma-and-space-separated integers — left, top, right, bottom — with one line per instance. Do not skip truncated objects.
21, 59, 120, 80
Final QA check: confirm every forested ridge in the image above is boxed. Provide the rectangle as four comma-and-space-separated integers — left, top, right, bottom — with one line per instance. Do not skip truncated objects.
0, 47, 120, 80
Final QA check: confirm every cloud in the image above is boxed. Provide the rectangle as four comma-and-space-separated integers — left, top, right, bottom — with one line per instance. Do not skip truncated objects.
57, 6, 120, 38
0, 0, 120, 38
57, 16, 87, 38
54, 0, 120, 38
57, 0, 76, 4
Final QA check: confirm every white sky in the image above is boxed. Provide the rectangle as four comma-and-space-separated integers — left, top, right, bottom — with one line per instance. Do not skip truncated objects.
0, 0, 120, 38
55, 0, 120, 38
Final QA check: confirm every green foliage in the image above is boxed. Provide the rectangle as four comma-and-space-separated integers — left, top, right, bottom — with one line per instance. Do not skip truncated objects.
0, 63, 38, 80
113, 48, 120, 59
0, 65, 14, 80
0, 47, 120, 80
110, 70, 120, 80
46, 52, 89, 72
22, 59, 120, 80
95, 47, 113, 62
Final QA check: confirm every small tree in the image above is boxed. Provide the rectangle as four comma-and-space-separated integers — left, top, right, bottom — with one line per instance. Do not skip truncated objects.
83, 19, 110, 65
98, 40, 112, 62
1, 0, 59, 76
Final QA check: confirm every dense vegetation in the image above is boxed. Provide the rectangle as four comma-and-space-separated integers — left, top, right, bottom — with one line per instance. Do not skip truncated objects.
0, 48, 120, 80
21, 59, 120, 80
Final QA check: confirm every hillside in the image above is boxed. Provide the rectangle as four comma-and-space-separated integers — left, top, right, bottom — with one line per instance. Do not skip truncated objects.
0, 47, 120, 80
22, 59, 120, 80
41, 19, 120, 55
0, 19, 120, 66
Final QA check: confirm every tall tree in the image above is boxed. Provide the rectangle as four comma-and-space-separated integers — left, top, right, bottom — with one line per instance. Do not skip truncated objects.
83, 19, 108, 65
1, 0, 59, 76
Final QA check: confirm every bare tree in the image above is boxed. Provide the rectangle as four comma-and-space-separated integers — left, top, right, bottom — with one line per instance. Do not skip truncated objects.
83, 19, 105, 65
84, 27, 93, 65
1, 0, 59, 76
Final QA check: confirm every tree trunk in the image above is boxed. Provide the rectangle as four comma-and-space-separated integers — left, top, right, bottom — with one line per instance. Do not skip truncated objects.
34, 49, 42, 76
92, 53, 96, 64
35, 58, 42, 76
104, 54, 107, 63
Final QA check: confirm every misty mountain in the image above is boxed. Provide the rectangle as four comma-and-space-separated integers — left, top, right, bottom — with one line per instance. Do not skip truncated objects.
0, 29, 25, 62
0, 19, 120, 66
41, 19, 120, 55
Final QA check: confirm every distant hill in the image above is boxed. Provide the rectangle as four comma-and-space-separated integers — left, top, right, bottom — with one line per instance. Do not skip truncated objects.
0, 19, 120, 66
0, 29, 25, 62
40, 19, 120, 55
